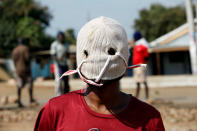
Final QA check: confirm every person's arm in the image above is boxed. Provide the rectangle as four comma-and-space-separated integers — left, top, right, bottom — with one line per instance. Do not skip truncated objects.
142, 45, 149, 62
144, 46, 149, 58
63, 43, 70, 59
12, 50, 17, 66
50, 42, 58, 62
34, 101, 53, 131
145, 113, 165, 131
24, 47, 31, 66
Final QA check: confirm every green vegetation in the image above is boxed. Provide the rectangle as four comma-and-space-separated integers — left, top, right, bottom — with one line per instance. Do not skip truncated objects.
0, 0, 53, 56
133, 4, 187, 42
65, 28, 76, 45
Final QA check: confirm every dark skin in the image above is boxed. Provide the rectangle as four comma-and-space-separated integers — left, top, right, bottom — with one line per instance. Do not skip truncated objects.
58, 34, 65, 44
83, 80, 131, 115
136, 82, 149, 99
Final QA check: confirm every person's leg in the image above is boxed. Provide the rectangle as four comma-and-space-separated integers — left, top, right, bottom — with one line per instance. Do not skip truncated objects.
54, 63, 62, 96
63, 76, 70, 94
62, 65, 70, 94
17, 88, 23, 107
16, 77, 24, 107
135, 82, 140, 98
27, 77, 35, 103
144, 81, 149, 100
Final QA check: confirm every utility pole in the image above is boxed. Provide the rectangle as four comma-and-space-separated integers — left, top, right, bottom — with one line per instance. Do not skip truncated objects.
185, 0, 197, 74
195, 0, 197, 18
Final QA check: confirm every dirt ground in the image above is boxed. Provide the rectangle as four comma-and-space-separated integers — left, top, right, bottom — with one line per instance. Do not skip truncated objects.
0, 81, 197, 131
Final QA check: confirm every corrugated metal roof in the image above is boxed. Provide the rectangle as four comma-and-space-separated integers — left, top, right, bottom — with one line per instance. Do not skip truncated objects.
153, 33, 189, 49
149, 23, 188, 47
149, 19, 197, 49
147, 20, 197, 53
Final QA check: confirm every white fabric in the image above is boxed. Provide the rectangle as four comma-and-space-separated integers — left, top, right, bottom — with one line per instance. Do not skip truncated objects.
59, 17, 147, 86
50, 40, 69, 66
77, 16, 129, 80
95, 56, 112, 82
59, 50, 146, 86
54, 63, 62, 96
135, 38, 149, 47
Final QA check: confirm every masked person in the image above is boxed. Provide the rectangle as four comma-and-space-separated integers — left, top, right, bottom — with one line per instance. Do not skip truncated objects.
34, 17, 165, 131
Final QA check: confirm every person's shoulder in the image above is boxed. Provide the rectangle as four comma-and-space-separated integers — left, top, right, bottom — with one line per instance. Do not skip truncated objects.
117, 96, 162, 128
13, 45, 25, 53
132, 97, 160, 117
21, 44, 29, 51
12, 46, 18, 54
131, 98, 165, 130
126, 96, 161, 126
48, 90, 83, 107
51, 40, 58, 47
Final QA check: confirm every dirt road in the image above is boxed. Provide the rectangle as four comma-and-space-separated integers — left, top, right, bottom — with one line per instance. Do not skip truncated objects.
0, 81, 197, 131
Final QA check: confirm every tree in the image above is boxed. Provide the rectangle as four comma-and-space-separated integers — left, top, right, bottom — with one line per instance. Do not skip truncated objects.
133, 4, 186, 42
65, 28, 76, 45
0, 0, 53, 56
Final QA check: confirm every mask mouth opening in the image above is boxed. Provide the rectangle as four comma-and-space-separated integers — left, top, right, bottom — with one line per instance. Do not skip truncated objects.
80, 71, 103, 84
77, 61, 104, 87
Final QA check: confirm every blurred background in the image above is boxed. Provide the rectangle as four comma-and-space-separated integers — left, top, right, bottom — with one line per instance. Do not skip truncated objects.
0, 0, 197, 131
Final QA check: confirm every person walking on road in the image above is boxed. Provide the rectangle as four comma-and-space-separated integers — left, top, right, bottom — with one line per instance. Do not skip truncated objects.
12, 39, 36, 107
132, 31, 150, 99
50, 31, 70, 96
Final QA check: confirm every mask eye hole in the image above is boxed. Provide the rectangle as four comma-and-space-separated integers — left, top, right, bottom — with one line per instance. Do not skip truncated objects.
108, 48, 116, 55
84, 50, 88, 58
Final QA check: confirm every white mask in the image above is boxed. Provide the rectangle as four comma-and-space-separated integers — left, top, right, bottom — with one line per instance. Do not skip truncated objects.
60, 16, 146, 86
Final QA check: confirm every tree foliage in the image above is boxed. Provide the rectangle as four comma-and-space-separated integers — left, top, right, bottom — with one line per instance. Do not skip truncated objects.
0, 0, 53, 56
133, 4, 186, 42
65, 28, 76, 45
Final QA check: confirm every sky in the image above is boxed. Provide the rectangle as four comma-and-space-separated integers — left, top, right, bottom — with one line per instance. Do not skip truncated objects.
37, 0, 185, 39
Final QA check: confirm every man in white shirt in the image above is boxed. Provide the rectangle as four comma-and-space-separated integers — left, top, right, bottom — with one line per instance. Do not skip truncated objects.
50, 31, 70, 96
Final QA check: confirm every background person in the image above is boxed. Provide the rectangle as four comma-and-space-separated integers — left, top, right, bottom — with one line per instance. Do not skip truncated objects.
132, 31, 149, 99
12, 39, 36, 107
50, 31, 70, 96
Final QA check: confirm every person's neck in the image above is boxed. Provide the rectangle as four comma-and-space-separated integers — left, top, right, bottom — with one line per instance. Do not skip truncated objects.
58, 40, 64, 44
84, 81, 130, 114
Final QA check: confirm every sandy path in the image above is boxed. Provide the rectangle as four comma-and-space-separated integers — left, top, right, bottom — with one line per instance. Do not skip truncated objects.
0, 81, 197, 131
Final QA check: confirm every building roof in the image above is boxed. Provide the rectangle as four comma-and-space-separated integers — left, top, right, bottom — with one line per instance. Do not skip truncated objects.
148, 21, 196, 53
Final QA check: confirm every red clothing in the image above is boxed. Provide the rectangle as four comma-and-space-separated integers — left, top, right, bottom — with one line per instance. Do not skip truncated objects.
34, 90, 165, 131
133, 44, 149, 65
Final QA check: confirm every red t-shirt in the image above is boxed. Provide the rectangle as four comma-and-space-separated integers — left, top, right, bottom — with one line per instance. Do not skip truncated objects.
133, 44, 149, 65
34, 90, 165, 131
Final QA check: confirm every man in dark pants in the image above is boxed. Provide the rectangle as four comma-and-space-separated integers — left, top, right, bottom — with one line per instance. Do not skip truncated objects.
50, 32, 70, 96
12, 40, 36, 107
